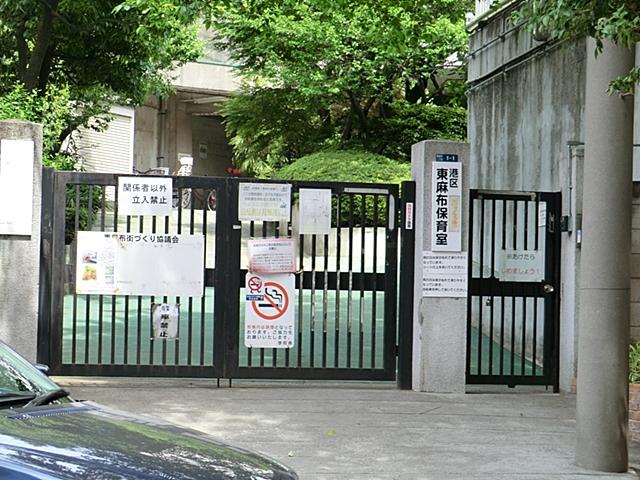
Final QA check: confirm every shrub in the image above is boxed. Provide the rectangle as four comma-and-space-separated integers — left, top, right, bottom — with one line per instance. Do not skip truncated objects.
630, 342, 640, 383
274, 150, 410, 226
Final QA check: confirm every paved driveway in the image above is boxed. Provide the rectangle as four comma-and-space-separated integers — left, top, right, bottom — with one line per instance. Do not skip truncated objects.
57, 378, 639, 480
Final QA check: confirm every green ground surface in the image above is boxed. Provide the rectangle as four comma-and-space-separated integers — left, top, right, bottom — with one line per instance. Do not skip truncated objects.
62, 291, 540, 376
62, 288, 386, 370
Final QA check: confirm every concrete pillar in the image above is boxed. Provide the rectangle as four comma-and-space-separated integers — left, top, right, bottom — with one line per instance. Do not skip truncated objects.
411, 140, 469, 393
0, 120, 43, 361
576, 39, 634, 472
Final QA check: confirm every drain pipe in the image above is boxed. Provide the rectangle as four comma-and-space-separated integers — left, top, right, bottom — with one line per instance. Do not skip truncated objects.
575, 38, 634, 472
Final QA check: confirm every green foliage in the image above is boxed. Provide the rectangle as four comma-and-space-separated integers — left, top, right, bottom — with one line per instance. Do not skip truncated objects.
222, 87, 331, 177
371, 101, 467, 162
273, 150, 410, 184
515, 0, 640, 93
211, 0, 470, 173
0, 83, 77, 169
631, 342, 640, 384
274, 150, 410, 225
0, 0, 207, 155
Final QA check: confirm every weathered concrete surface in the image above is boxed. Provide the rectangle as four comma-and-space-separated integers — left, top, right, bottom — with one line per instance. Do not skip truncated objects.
0, 120, 42, 362
57, 378, 639, 480
411, 141, 470, 394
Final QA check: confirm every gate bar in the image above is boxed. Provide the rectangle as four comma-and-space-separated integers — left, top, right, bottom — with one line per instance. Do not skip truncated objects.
397, 181, 416, 389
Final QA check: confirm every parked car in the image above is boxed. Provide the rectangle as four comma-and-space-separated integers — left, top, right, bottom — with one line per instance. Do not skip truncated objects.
0, 340, 297, 479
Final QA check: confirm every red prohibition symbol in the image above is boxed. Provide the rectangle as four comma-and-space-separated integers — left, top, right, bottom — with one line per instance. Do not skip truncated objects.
248, 276, 263, 293
252, 281, 289, 321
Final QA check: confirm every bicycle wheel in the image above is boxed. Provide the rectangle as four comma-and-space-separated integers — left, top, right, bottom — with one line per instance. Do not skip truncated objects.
206, 190, 217, 211
181, 188, 192, 209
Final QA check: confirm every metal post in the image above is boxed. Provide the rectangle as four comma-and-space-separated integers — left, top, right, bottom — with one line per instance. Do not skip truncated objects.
398, 181, 416, 389
576, 38, 634, 472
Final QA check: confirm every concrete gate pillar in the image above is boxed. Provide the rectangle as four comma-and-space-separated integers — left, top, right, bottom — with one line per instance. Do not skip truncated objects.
576, 39, 634, 472
411, 140, 470, 393
0, 120, 43, 361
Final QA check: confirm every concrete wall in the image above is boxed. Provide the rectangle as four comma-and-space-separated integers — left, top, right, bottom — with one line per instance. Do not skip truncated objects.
412, 140, 470, 393
134, 97, 160, 172
0, 121, 42, 361
467, 5, 586, 391
191, 116, 233, 176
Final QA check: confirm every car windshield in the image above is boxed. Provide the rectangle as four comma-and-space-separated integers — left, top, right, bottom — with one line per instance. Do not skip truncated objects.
0, 342, 60, 402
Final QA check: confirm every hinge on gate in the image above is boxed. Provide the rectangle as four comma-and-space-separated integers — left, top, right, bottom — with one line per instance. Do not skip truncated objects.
560, 215, 570, 232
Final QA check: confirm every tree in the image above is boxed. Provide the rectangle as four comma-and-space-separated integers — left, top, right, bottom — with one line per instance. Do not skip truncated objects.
0, 0, 209, 162
515, 0, 640, 92
211, 0, 470, 174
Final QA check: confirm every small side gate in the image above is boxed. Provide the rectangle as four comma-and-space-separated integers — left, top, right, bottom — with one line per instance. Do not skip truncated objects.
39, 170, 413, 383
466, 190, 561, 391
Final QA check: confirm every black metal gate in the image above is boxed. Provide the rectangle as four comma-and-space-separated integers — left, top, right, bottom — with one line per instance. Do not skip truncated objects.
466, 190, 561, 390
39, 170, 412, 383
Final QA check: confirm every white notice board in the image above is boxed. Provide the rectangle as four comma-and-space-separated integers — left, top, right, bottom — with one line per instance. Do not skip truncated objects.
238, 183, 291, 221
76, 231, 204, 297
117, 176, 173, 216
422, 251, 468, 298
0, 139, 34, 235
298, 188, 332, 235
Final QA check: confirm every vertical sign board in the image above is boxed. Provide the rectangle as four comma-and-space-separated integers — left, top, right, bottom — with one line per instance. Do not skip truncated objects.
431, 159, 462, 252
238, 183, 291, 222
117, 176, 173, 216
245, 273, 295, 348
0, 139, 34, 235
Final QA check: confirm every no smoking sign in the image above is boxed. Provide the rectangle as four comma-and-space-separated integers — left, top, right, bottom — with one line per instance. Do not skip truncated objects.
245, 273, 295, 348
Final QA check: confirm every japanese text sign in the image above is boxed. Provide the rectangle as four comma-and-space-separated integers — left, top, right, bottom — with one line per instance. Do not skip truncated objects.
238, 183, 291, 222
431, 160, 462, 252
244, 273, 295, 348
118, 176, 173, 216
248, 238, 296, 273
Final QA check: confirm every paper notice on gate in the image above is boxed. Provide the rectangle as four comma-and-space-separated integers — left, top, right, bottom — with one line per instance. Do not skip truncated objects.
248, 238, 296, 273
298, 188, 332, 235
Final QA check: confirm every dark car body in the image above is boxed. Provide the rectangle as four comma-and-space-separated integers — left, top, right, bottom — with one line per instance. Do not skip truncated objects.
0, 342, 297, 479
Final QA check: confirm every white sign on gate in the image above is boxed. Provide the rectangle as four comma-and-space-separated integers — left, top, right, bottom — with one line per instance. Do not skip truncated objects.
117, 176, 173, 216
244, 272, 295, 348
152, 303, 179, 339
497, 249, 545, 282
76, 231, 204, 297
248, 238, 296, 273
238, 182, 291, 222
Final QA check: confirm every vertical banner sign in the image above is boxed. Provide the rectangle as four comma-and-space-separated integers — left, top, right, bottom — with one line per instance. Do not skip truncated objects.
431, 160, 462, 251
0, 139, 34, 235
245, 273, 295, 348
152, 303, 179, 339
238, 183, 292, 222
118, 176, 173, 216
298, 188, 332, 235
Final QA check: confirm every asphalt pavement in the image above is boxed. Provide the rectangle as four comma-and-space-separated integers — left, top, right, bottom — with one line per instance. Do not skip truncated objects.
55, 378, 640, 480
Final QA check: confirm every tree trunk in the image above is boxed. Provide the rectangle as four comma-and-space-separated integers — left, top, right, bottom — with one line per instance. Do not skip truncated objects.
23, 0, 58, 91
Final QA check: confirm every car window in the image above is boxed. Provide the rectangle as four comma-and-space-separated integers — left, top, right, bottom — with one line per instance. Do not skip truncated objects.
0, 343, 59, 396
